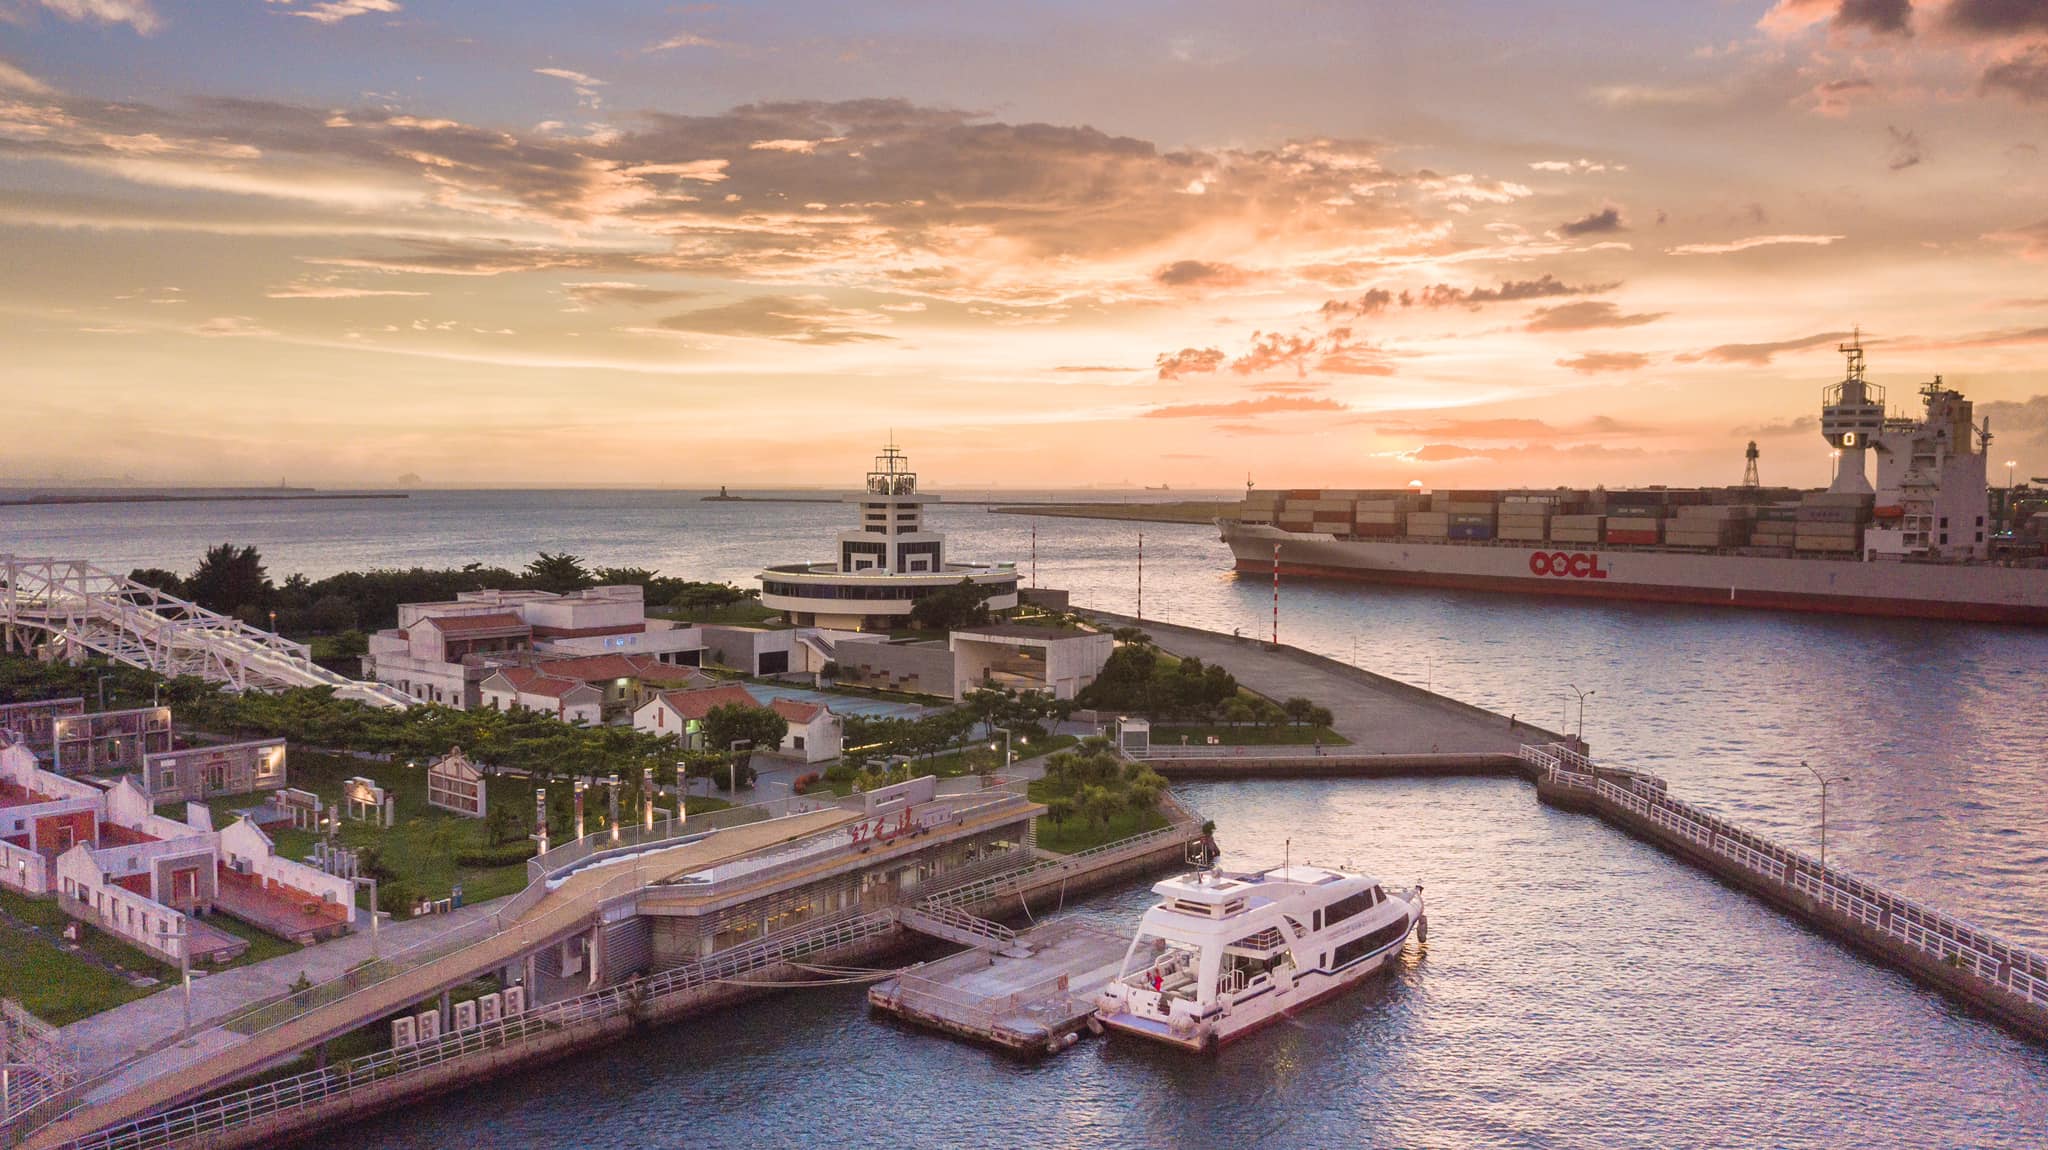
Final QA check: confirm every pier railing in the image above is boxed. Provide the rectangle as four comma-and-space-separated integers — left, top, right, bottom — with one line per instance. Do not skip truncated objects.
1520, 744, 2048, 1010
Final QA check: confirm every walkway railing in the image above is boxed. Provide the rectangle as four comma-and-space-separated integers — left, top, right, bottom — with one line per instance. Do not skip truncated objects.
56, 908, 904, 1150
2, 1000, 77, 1131
1520, 744, 2048, 1010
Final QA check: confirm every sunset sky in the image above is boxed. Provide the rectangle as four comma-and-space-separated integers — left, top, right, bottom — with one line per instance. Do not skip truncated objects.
2, 0, 2045, 490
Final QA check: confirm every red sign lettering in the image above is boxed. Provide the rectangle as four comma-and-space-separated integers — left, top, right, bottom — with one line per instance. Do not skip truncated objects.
848, 808, 916, 845
1528, 550, 1608, 580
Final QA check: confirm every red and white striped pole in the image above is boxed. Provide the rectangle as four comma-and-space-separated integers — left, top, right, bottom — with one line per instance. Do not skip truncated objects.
1271, 543, 1280, 646
1136, 532, 1144, 620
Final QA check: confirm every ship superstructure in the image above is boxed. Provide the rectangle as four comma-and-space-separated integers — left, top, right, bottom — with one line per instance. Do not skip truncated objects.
1218, 346, 2048, 624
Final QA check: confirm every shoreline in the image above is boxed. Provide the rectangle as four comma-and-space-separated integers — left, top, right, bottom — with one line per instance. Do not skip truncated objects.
1, 493, 409, 508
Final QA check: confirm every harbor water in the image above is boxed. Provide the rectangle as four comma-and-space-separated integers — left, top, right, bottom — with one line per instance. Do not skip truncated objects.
7, 490, 2047, 1147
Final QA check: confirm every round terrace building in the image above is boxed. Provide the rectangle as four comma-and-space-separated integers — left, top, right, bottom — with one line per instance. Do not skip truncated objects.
758, 445, 1019, 631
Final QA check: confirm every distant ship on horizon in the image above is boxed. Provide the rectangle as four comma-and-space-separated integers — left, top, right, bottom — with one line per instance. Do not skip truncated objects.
1220, 339, 2048, 624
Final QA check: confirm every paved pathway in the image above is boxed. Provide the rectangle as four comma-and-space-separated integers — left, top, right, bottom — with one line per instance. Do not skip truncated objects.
61, 897, 507, 1078
1078, 610, 1555, 755
31, 809, 858, 1150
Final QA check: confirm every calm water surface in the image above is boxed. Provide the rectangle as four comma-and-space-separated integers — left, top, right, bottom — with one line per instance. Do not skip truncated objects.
7, 491, 2047, 1147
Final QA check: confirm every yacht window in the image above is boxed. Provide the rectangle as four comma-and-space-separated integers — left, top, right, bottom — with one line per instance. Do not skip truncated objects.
1331, 917, 1410, 969
1312, 909, 1322, 931
1322, 890, 1375, 928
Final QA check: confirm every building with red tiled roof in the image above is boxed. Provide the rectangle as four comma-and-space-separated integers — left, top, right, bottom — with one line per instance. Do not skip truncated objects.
631, 687, 843, 762
477, 667, 604, 725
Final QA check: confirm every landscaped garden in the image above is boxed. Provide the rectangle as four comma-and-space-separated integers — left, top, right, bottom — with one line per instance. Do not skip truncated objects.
1026, 740, 1171, 854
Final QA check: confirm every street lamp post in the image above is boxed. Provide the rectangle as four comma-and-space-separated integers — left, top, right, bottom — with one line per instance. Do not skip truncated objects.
351, 875, 381, 961
1803, 760, 1851, 867
990, 725, 1011, 779
728, 739, 752, 795
159, 919, 192, 1037
1566, 683, 1594, 743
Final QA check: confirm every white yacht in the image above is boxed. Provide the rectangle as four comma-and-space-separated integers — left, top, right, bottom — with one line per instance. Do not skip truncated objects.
1094, 864, 1424, 1051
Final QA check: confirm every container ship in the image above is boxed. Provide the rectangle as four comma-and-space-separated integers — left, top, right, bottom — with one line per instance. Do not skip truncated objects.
1219, 341, 2048, 624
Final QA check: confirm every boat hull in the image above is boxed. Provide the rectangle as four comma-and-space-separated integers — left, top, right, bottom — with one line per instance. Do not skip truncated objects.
1221, 523, 2048, 624
1098, 913, 1420, 1052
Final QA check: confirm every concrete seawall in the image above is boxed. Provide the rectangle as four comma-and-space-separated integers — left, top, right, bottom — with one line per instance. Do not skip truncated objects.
1147, 752, 1529, 781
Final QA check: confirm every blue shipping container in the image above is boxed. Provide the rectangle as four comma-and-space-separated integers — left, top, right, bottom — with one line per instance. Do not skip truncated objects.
1447, 524, 1494, 540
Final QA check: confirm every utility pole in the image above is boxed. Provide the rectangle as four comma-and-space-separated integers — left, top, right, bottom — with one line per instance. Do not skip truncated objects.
1271, 543, 1280, 646
1803, 761, 1851, 867
1030, 522, 1037, 589
1136, 532, 1143, 620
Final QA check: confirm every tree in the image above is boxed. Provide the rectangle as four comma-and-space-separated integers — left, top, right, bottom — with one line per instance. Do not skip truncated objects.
185, 544, 272, 615
484, 804, 522, 846
525, 552, 593, 594
127, 567, 185, 596
1282, 697, 1318, 727
1111, 626, 1153, 647
701, 703, 788, 780
908, 577, 995, 632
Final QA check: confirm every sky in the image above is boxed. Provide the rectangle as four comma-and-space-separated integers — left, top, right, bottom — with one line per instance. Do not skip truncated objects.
1, 0, 2046, 491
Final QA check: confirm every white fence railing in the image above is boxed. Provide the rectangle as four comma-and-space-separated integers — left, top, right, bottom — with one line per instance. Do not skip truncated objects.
57, 908, 903, 1150
1, 999, 76, 1130
1519, 743, 2048, 1011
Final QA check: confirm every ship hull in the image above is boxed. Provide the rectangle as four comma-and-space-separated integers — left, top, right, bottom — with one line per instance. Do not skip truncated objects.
1221, 524, 2048, 625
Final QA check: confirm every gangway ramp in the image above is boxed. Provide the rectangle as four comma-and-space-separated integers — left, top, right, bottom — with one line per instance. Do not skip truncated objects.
869, 919, 1131, 1056
0, 556, 414, 709
897, 904, 1029, 958
22, 808, 856, 1150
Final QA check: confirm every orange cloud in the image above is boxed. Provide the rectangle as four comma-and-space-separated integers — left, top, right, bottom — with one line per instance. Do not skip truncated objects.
1142, 396, 1344, 419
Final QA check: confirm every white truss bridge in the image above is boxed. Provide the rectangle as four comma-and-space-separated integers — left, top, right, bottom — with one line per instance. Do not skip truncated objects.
0, 556, 413, 709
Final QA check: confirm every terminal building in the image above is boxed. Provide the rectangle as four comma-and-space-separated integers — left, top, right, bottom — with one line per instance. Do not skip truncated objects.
757, 445, 1020, 631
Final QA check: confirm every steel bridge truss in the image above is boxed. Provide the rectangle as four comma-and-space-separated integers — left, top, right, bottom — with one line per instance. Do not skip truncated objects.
0, 556, 412, 710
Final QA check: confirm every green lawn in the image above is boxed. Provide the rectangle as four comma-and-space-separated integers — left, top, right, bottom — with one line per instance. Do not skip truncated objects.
176, 750, 541, 913
0, 929, 162, 1026
0, 890, 167, 1025
1149, 724, 1350, 747
658, 601, 785, 627
1026, 783, 1170, 854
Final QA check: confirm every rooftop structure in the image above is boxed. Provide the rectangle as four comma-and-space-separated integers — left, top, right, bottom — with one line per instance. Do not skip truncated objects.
366, 586, 708, 710
758, 444, 1020, 631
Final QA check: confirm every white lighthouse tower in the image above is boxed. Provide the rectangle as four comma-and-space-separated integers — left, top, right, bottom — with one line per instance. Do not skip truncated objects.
1820, 332, 1885, 494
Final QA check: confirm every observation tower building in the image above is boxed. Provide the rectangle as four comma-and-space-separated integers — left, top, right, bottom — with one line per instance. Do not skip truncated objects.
756, 445, 1020, 631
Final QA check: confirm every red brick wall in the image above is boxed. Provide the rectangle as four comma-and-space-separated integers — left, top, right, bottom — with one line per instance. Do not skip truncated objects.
33, 810, 96, 851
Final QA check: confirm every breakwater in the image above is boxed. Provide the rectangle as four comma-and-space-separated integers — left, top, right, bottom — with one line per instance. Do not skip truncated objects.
991, 501, 1234, 525
1131, 741, 2048, 1046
